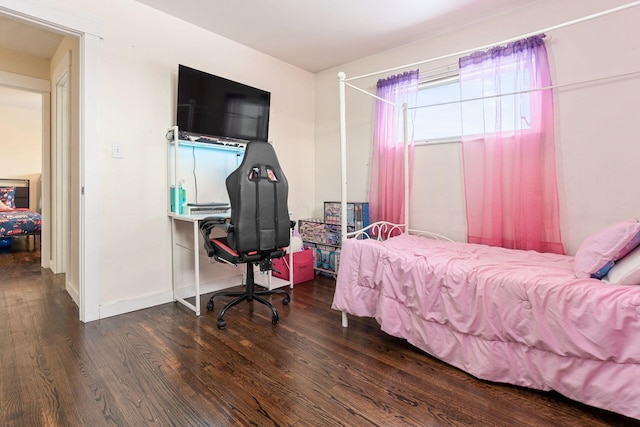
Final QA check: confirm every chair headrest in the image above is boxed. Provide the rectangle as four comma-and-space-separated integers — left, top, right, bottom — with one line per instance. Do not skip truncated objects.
225, 140, 290, 253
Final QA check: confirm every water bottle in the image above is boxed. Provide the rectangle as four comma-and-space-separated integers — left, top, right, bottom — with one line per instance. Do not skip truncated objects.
179, 181, 186, 215
170, 181, 187, 215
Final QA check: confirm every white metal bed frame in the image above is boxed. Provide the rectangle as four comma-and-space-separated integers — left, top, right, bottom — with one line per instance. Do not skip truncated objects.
335, 1, 640, 327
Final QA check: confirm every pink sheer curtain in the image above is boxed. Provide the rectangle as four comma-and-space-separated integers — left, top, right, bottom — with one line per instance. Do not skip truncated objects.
369, 70, 419, 225
459, 35, 564, 254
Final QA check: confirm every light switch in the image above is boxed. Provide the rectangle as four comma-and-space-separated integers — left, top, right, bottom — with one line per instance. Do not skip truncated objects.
112, 144, 124, 158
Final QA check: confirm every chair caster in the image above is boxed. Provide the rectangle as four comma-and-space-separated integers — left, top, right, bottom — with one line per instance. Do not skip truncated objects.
283, 295, 290, 305
217, 319, 226, 329
272, 314, 279, 324
206, 301, 214, 311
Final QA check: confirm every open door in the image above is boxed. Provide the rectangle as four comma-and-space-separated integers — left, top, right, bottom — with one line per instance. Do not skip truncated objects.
51, 51, 71, 277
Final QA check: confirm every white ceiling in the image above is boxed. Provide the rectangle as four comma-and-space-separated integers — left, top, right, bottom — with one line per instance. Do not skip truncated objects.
136, 0, 539, 72
0, 1, 538, 72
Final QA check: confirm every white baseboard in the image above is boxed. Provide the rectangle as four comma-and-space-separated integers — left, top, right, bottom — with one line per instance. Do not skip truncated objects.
99, 277, 250, 319
66, 281, 79, 306
98, 273, 259, 319
99, 291, 174, 320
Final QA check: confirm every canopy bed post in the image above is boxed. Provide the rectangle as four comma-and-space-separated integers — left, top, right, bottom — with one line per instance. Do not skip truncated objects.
338, 71, 349, 328
402, 103, 409, 230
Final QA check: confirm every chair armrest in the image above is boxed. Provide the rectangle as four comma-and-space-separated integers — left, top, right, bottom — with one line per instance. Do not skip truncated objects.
199, 217, 234, 257
200, 216, 230, 234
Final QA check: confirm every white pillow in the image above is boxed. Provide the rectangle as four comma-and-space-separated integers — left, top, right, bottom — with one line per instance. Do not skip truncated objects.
0, 200, 12, 211
604, 246, 640, 286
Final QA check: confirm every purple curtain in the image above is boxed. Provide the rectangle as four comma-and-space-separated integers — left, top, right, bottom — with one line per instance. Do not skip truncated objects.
459, 35, 564, 254
370, 70, 419, 225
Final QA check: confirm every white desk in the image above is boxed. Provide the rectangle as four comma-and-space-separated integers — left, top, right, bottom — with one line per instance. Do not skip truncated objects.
169, 213, 293, 316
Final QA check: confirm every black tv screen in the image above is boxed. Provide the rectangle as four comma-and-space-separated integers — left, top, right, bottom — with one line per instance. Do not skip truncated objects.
177, 65, 270, 142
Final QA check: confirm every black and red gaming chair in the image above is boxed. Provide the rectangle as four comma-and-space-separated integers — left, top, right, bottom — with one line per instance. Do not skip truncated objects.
199, 140, 293, 329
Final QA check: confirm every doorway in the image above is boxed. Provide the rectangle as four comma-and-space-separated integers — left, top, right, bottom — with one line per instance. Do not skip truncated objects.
0, 1, 102, 321
0, 85, 43, 255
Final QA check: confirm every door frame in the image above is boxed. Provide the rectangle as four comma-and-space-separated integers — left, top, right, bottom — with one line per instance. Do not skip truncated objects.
51, 50, 70, 277
0, 0, 103, 322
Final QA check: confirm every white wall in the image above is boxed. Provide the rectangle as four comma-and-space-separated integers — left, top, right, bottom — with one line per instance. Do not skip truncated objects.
315, 0, 640, 254
36, 0, 315, 316
0, 85, 42, 210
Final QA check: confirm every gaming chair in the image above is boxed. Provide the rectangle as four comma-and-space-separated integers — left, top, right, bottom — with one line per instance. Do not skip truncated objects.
200, 140, 293, 329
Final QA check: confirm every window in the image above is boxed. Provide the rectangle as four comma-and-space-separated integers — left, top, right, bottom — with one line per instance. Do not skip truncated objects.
413, 75, 462, 143
412, 67, 532, 143
460, 66, 532, 136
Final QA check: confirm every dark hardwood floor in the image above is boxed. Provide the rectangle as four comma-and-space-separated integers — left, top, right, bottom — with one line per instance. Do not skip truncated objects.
1, 238, 639, 426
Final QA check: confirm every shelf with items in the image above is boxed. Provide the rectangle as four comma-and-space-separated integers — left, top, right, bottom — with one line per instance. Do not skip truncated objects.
323, 201, 370, 231
166, 126, 250, 316
298, 219, 343, 275
298, 202, 369, 276
166, 126, 244, 218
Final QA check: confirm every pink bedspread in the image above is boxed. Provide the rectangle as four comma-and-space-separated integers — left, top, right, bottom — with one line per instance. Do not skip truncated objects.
332, 234, 640, 419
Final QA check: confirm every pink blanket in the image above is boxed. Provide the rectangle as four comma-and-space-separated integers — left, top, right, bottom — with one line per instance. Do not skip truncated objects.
332, 234, 640, 419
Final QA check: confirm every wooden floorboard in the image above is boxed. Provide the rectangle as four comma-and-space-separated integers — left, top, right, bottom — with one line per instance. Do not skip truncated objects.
1, 238, 639, 426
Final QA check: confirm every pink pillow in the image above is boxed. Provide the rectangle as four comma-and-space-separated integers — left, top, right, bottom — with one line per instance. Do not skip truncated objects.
574, 219, 640, 279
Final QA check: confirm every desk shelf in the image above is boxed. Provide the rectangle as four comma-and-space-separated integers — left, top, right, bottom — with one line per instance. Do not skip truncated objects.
170, 138, 246, 155
167, 126, 244, 216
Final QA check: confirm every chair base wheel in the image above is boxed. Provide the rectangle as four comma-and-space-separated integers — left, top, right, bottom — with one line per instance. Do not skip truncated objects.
207, 274, 291, 329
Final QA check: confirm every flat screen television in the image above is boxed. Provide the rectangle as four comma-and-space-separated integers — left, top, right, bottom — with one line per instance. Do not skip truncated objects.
176, 64, 271, 142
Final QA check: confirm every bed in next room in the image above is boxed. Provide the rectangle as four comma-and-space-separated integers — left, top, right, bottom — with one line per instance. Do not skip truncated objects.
0, 179, 42, 244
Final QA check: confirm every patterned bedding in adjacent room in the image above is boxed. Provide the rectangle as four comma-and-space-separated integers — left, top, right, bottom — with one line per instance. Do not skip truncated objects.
0, 209, 42, 238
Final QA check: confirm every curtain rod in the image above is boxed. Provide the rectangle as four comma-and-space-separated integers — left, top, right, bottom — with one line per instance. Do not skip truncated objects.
409, 68, 640, 111
344, 81, 397, 106
344, 1, 640, 82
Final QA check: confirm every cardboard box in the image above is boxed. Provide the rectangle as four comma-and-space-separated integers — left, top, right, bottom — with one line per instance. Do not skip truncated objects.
314, 245, 340, 272
299, 219, 326, 244
272, 248, 315, 285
